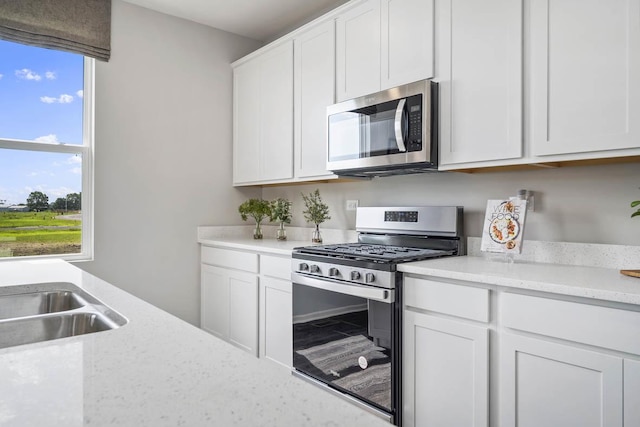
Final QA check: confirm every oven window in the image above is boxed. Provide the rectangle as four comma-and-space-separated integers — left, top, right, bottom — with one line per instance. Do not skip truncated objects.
292, 284, 393, 412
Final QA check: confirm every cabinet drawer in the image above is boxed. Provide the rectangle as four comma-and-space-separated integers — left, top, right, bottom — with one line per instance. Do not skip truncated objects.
404, 276, 490, 322
201, 246, 258, 273
502, 292, 640, 355
260, 255, 291, 280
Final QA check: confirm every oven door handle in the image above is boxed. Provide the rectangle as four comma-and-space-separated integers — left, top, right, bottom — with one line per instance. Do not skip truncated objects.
292, 272, 395, 304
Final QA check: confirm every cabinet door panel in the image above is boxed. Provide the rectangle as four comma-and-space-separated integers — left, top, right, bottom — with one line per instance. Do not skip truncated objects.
228, 270, 259, 355
259, 41, 294, 181
294, 20, 336, 179
437, 0, 522, 165
200, 265, 229, 339
381, 0, 434, 89
531, 0, 640, 156
260, 277, 292, 368
336, 0, 381, 101
625, 359, 640, 426
404, 311, 488, 427
500, 333, 623, 427
233, 61, 261, 183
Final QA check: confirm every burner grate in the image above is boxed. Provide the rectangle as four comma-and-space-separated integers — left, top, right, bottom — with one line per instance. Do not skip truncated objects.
298, 243, 453, 262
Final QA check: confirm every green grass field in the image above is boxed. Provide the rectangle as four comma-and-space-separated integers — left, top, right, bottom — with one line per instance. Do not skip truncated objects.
0, 211, 81, 257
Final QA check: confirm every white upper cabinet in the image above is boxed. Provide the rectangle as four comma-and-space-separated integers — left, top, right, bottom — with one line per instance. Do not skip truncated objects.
437, 0, 523, 167
336, 0, 434, 102
336, 0, 382, 101
233, 60, 261, 183
530, 0, 640, 157
294, 20, 337, 180
233, 41, 294, 185
381, 0, 434, 90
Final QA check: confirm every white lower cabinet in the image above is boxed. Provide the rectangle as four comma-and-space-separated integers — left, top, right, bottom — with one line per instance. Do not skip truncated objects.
260, 277, 292, 368
259, 254, 293, 369
500, 333, 623, 427
404, 311, 489, 427
201, 263, 258, 356
200, 246, 291, 366
403, 275, 640, 427
403, 276, 489, 426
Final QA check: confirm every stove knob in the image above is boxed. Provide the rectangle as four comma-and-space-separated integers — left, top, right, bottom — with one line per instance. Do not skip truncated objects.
351, 271, 361, 280
328, 267, 339, 277
365, 273, 375, 283
298, 263, 309, 271
310, 265, 320, 274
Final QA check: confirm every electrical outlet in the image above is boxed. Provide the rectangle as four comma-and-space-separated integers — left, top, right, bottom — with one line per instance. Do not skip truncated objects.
346, 200, 359, 211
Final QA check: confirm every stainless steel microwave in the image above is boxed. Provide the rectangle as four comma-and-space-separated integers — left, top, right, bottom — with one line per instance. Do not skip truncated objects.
326, 79, 437, 178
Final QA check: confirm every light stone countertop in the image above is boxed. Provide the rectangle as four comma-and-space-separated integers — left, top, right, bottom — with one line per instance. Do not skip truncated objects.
197, 228, 640, 305
197, 225, 358, 256
0, 259, 391, 427
399, 256, 640, 306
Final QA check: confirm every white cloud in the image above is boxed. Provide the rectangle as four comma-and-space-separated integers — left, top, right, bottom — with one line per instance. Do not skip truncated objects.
40, 94, 74, 104
34, 134, 60, 144
45, 71, 56, 80
76, 90, 83, 98
58, 94, 73, 103
69, 167, 82, 175
15, 68, 42, 81
67, 155, 82, 165
0, 74, 3, 79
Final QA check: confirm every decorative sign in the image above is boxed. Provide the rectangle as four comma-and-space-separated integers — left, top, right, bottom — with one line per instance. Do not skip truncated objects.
481, 199, 527, 254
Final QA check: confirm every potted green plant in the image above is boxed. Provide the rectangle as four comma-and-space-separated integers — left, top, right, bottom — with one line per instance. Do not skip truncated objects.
238, 199, 272, 239
302, 189, 331, 243
270, 198, 292, 241
632, 195, 640, 218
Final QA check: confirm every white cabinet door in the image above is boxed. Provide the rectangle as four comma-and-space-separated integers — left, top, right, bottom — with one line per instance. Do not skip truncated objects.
381, 0, 434, 90
436, 0, 522, 166
201, 264, 259, 356
294, 20, 337, 180
259, 41, 294, 181
233, 60, 261, 184
625, 359, 640, 426
404, 311, 489, 427
336, 0, 381, 101
201, 264, 229, 339
500, 333, 623, 427
530, 0, 640, 156
233, 42, 294, 185
259, 277, 292, 369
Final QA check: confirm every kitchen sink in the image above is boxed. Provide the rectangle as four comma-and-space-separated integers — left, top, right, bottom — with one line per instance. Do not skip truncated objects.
0, 290, 86, 320
0, 282, 127, 349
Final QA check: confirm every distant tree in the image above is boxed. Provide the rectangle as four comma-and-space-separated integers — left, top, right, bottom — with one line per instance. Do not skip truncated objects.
51, 198, 67, 211
66, 192, 81, 211
26, 191, 49, 212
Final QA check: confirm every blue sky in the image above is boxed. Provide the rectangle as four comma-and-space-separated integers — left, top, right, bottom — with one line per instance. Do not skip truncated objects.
0, 40, 83, 206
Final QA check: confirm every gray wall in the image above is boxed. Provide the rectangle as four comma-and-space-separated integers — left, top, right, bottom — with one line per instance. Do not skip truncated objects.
263, 163, 640, 246
78, 1, 261, 325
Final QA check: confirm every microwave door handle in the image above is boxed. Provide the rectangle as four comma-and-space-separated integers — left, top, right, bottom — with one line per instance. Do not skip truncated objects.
394, 98, 407, 152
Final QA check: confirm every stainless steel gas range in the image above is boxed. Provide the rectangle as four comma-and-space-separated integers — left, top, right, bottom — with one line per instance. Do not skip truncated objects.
291, 206, 464, 425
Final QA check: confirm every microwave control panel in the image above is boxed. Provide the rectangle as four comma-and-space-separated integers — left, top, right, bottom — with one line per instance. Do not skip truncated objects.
406, 94, 423, 152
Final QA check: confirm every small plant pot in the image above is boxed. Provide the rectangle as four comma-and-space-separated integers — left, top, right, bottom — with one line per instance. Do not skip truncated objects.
253, 223, 263, 239
276, 222, 287, 241
312, 224, 322, 243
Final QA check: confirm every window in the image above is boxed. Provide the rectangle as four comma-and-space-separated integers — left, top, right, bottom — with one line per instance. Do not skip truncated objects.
0, 39, 93, 261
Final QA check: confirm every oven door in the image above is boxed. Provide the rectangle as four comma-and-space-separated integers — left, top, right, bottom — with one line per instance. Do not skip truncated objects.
291, 272, 400, 423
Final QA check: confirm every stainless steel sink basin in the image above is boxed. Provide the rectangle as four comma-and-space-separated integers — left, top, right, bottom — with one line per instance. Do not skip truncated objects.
0, 282, 127, 349
0, 290, 86, 320
0, 312, 118, 349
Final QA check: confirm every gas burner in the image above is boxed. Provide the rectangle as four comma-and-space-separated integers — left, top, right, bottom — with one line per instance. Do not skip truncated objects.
297, 243, 453, 263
